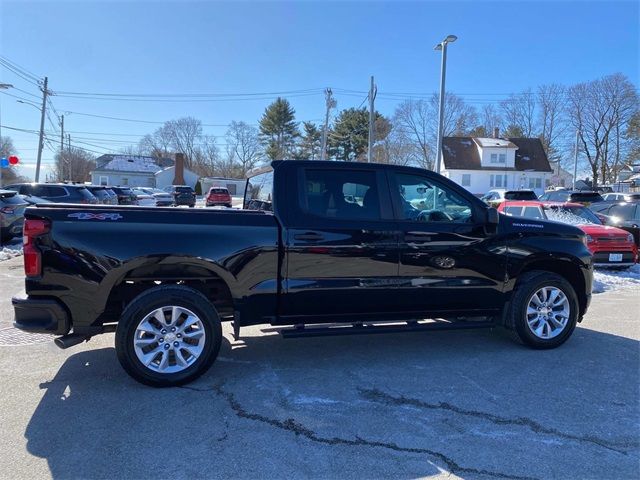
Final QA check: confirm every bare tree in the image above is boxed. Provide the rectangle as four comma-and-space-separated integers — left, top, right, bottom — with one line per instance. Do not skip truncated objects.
481, 104, 503, 135
392, 93, 476, 170
139, 117, 203, 168
225, 121, 262, 177
192, 135, 219, 177
53, 147, 96, 182
537, 84, 567, 163
567, 73, 638, 185
500, 89, 536, 137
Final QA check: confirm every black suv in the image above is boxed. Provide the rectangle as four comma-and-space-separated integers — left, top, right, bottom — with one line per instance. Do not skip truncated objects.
4, 183, 98, 204
539, 190, 604, 205
87, 186, 118, 205
110, 186, 137, 205
169, 185, 196, 207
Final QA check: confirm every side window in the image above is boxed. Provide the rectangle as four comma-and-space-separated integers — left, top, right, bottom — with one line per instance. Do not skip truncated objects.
503, 206, 523, 217
610, 204, 635, 220
523, 206, 544, 219
245, 170, 274, 211
47, 186, 67, 197
299, 169, 380, 220
393, 173, 473, 223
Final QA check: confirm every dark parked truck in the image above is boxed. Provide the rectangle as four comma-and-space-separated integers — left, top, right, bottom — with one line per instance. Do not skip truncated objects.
13, 161, 593, 387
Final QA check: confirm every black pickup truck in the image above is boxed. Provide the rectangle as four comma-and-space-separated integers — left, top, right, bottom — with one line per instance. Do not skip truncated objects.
13, 161, 593, 386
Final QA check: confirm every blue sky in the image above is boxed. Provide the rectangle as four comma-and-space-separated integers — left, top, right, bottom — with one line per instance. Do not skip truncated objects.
1, 0, 638, 180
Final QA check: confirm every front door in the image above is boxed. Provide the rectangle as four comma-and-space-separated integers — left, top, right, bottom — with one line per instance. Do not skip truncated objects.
389, 171, 506, 316
280, 165, 400, 323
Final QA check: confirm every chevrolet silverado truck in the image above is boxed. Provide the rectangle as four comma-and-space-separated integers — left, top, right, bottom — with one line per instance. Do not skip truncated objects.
13, 161, 593, 387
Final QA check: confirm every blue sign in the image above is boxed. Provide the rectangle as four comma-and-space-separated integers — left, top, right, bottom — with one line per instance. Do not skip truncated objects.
0, 158, 9, 168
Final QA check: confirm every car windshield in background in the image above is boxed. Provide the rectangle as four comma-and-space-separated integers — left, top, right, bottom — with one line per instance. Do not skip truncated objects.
543, 205, 602, 225
175, 187, 193, 193
504, 190, 538, 200
569, 192, 604, 203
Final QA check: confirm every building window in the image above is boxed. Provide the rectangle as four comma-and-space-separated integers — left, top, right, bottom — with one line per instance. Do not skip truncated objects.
490, 153, 498, 163
528, 178, 543, 189
498, 153, 506, 163
490, 174, 508, 188
536, 178, 542, 189
99, 176, 108, 186
461, 174, 471, 186
122, 178, 129, 186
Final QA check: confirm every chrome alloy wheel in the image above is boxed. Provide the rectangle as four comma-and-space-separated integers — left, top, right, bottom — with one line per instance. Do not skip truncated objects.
526, 287, 570, 340
133, 306, 206, 373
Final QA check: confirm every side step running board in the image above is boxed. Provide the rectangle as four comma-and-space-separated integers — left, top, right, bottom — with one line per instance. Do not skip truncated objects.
277, 320, 494, 339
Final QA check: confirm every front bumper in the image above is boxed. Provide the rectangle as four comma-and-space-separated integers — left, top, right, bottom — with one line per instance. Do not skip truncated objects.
12, 293, 70, 335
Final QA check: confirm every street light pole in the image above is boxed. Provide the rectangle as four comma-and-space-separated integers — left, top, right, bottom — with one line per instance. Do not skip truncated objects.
434, 35, 457, 175
35, 77, 49, 183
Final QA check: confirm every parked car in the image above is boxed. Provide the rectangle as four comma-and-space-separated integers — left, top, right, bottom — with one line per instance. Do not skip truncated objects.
87, 186, 118, 205
590, 201, 640, 247
0, 189, 28, 242
110, 186, 137, 205
140, 188, 174, 207
538, 190, 604, 205
205, 187, 232, 207
601, 192, 640, 202
4, 183, 98, 204
498, 200, 637, 268
19, 194, 52, 205
481, 189, 538, 207
13, 160, 594, 387
167, 185, 196, 207
131, 189, 157, 207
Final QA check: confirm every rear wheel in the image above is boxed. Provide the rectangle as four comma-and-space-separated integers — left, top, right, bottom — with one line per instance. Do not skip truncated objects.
115, 285, 222, 387
508, 271, 579, 349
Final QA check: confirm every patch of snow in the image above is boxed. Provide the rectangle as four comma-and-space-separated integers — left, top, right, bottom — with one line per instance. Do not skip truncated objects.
593, 264, 640, 294
0, 245, 22, 262
545, 209, 595, 226
99, 155, 162, 173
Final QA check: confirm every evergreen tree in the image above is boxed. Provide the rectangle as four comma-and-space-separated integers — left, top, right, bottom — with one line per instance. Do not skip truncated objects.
328, 108, 391, 161
297, 121, 322, 160
259, 97, 298, 160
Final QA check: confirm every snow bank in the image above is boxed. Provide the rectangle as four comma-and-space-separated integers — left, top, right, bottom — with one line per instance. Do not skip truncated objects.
593, 264, 640, 294
0, 245, 22, 262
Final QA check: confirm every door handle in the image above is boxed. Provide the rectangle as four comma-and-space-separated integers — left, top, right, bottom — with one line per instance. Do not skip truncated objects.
294, 232, 324, 241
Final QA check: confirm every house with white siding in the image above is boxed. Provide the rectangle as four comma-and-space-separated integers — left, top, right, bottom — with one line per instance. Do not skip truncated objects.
91, 155, 198, 188
440, 134, 553, 196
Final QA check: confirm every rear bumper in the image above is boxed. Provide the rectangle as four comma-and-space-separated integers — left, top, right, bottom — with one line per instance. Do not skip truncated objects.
12, 293, 70, 335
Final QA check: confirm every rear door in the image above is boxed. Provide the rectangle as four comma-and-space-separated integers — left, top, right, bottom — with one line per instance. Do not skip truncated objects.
390, 170, 506, 316
281, 164, 400, 321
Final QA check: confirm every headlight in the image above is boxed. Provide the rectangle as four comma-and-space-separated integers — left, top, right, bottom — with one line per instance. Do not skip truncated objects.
626, 233, 634, 243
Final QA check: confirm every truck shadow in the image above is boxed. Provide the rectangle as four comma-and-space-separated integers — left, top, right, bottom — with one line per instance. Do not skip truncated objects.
24, 325, 640, 479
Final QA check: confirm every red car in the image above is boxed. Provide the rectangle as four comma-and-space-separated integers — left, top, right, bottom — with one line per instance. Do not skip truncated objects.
498, 201, 638, 269
205, 187, 232, 208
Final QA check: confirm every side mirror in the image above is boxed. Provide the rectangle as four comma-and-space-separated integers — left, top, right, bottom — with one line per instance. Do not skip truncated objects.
487, 207, 499, 225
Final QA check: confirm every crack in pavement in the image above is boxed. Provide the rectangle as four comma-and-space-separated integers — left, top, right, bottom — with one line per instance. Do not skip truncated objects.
180, 384, 540, 480
359, 387, 636, 455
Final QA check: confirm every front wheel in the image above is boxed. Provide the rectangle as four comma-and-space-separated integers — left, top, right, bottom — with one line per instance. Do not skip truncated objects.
115, 285, 222, 387
508, 271, 579, 349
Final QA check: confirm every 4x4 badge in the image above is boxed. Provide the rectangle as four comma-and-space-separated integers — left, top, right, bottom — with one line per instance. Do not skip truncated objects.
68, 212, 123, 221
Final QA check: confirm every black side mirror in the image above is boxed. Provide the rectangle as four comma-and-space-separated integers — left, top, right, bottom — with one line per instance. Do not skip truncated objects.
487, 207, 499, 225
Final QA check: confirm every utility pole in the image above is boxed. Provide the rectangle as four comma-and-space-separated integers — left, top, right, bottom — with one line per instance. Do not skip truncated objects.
320, 88, 335, 161
572, 130, 579, 190
35, 76, 48, 182
60, 114, 64, 180
67, 134, 72, 181
367, 76, 376, 163
434, 35, 457, 174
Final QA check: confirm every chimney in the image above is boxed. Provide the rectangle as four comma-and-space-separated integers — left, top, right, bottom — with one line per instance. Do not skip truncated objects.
172, 153, 185, 185
493, 127, 500, 139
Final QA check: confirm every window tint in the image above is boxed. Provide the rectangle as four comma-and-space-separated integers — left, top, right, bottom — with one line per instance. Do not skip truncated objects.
175, 186, 193, 193
47, 186, 68, 197
503, 206, 523, 216
610, 204, 637, 220
245, 170, 274, 211
523, 206, 544, 219
393, 173, 473, 223
299, 169, 380, 220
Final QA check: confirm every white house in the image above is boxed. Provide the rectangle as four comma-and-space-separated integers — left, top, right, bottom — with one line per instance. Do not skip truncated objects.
91, 154, 197, 189
440, 135, 553, 196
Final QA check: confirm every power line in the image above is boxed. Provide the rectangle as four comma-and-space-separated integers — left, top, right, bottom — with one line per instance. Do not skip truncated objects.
54, 87, 324, 98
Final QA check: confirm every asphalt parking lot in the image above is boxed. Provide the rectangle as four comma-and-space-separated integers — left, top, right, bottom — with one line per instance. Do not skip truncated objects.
0, 254, 638, 479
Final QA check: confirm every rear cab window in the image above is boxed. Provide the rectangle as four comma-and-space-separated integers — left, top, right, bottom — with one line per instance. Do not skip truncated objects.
245, 169, 274, 212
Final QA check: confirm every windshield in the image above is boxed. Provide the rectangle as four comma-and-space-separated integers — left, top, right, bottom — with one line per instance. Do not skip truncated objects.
543, 205, 602, 225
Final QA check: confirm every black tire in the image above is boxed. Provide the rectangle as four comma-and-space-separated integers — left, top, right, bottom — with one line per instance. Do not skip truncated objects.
115, 285, 222, 387
508, 270, 579, 349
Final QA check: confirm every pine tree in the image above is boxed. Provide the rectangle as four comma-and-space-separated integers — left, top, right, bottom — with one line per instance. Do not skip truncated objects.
259, 97, 298, 160
328, 108, 391, 161
296, 121, 322, 160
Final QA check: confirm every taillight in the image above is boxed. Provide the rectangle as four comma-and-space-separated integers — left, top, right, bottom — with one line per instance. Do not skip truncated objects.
23, 219, 50, 277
